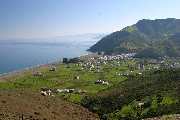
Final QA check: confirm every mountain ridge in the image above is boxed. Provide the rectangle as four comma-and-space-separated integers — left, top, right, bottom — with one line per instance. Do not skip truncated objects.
87, 18, 180, 58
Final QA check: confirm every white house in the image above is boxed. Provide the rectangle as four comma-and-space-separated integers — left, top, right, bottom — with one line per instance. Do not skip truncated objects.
78, 68, 83, 71
63, 89, 69, 93
102, 82, 109, 85
95, 69, 99, 73
34, 72, 44, 76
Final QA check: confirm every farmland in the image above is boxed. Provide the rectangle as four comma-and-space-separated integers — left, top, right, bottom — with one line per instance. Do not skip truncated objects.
2, 53, 180, 119
0, 53, 145, 102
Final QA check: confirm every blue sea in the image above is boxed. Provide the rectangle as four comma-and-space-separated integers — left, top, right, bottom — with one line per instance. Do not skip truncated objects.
0, 39, 98, 74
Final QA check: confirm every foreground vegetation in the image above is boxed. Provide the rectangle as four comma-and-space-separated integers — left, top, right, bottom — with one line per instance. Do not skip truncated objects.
1, 54, 180, 119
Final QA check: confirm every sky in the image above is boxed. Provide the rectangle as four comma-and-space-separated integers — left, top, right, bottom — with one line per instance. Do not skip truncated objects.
0, 0, 180, 40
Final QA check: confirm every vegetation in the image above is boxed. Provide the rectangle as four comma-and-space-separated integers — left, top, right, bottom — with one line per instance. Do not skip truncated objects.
2, 18, 180, 119
87, 18, 180, 58
2, 53, 180, 119
81, 68, 180, 119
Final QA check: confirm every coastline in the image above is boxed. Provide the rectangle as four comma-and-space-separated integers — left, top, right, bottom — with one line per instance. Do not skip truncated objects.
0, 60, 63, 82
0, 52, 98, 82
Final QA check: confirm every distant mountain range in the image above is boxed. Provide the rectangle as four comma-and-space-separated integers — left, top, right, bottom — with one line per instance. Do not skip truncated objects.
87, 18, 180, 58
50, 33, 106, 42
92, 34, 107, 39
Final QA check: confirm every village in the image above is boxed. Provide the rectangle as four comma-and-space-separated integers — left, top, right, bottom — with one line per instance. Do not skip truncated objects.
32, 53, 180, 102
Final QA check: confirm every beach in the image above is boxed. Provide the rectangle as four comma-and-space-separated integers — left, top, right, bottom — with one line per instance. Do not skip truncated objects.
0, 52, 99, 82
0, 60, 62, 82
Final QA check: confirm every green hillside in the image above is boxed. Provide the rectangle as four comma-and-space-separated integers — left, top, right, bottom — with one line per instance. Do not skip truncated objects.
81, 68, 180, 119
87, 18, 180, 58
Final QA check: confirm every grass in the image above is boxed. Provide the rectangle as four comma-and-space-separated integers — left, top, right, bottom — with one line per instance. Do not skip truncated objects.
0, 57, 163, 102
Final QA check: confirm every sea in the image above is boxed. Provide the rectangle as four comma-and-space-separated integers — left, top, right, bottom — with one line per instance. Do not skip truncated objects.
0, 38, 98, 74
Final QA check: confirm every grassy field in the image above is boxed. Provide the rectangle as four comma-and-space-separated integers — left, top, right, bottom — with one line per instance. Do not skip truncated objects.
0, 56, 155, 102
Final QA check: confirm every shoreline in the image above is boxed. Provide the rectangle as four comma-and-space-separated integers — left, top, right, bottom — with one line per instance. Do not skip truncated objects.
0, 60, 63, 82
0, 52, 98, 82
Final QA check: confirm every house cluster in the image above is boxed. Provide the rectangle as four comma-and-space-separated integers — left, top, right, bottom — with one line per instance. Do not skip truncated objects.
99, 53, 137, 61
55, 89, 75, 93
158, 60, 180, 68
115, 72, 122, 76
55, 88, 86, 94
63, 57, 80, 64
75, 60, 103, 72
41, 87, 87, 96
40, 88, 55, 97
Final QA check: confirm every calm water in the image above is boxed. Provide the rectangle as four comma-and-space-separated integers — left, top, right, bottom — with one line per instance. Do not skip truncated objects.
0, 39, 97, 74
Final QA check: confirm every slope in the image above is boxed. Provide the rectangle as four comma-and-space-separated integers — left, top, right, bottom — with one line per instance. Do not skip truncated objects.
0, 89, 99, 120
81, 68, 180, 119
87, 18, 180, 58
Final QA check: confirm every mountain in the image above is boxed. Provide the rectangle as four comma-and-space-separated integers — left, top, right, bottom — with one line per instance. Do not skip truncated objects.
49, 33, 105, 42
87, 18, 180, 58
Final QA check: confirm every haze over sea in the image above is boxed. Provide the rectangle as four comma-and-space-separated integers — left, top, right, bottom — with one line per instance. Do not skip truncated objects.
0, 38, 98, 74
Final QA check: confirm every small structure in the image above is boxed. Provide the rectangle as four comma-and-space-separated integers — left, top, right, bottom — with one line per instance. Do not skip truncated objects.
125, 69, 132, 72
89, 64, 94, 68
115, 61, 120, 66
136, 64, 144, 69
34, 72, 44, 76
94, 69, 99, 73
97, 62, 101, 66
68, 58, 80, 63
82, 63, 86, 67
136, 102, 144, 109
67, 64, 71, 68
63, 89, 69, 93
123, 74, 129, 77
78, 68, 83, 71
50, 67, 56, 71
77, 62, 82, 65
175, 63, 180, 68
41, 88, 51, 96
63, 58, 68, 63
146, 68, 151, 70
97, 66, 102, 69
102, 82, 109, 85
94, 80, 104, 84
76, 90, 86, 94
55, 89, 63, 93
69, 89, 75, 93
115, 72, 121, 76
74, 75, 79, 79
41, 91, 47, 96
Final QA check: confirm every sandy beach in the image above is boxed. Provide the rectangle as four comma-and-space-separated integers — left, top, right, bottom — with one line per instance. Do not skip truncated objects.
0, 52, 99, 82
0, 60, 63, 82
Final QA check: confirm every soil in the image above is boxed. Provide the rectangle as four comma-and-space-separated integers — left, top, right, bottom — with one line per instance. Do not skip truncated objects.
0, 89, 99, 120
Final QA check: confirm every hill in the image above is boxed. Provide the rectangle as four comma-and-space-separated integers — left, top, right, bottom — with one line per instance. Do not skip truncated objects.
87, 18, 180, 58
0, 89, 99, 120
81, 68, 180, 119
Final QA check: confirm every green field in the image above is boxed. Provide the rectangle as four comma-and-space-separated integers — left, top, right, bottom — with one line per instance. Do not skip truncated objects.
0, 56, 150, 102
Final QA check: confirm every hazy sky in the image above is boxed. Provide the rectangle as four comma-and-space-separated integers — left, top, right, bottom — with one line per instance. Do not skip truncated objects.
0, 0, 180, 39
